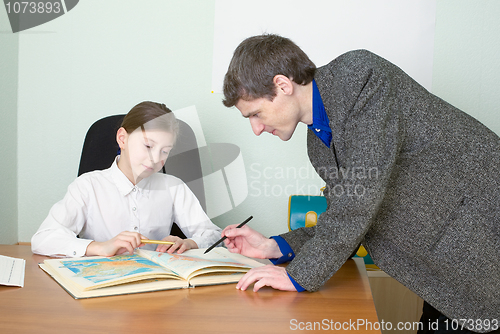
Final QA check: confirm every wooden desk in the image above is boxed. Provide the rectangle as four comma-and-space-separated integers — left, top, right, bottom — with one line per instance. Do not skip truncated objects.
0, 245, 380, 333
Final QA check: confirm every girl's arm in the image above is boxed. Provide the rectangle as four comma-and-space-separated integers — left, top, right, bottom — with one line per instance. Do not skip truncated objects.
31, 179, 92, 257
32, 176, 147, 257
85, 231, 146, 256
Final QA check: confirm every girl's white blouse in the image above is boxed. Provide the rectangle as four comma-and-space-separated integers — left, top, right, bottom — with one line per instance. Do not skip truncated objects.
31, 157, 221, 257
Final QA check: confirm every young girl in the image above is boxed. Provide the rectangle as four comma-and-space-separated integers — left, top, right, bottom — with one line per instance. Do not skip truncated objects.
32, 101, 221, 257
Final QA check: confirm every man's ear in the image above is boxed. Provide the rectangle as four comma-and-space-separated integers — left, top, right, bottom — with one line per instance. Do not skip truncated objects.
273, 75, 294, 96
116, 127, 128, 149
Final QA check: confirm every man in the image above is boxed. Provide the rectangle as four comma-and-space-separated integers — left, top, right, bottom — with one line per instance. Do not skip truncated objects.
221, 34, 500, 334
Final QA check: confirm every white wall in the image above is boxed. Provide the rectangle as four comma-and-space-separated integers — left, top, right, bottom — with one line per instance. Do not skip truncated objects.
433, 0, 500, 134
2, 0, 499, 243
0, 7, 19, 244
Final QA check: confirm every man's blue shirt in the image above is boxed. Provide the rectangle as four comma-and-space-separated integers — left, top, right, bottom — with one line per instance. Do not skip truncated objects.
308, 79, 332, 148
269, 236, 305, 292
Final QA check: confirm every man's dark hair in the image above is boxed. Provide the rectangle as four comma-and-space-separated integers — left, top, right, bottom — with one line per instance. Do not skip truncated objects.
222, 34, 316, 107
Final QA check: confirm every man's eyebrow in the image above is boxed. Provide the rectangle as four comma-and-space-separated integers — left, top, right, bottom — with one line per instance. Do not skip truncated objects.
241, 110, 258, 119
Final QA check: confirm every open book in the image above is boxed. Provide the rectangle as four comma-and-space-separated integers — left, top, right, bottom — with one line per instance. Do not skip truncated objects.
39, 248, 265, 299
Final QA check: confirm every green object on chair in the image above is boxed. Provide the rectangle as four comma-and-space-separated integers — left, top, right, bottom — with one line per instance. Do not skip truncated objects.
287, 194, 374, 265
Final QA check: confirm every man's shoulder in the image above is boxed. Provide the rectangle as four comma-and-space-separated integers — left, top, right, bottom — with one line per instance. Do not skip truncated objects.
318, 49, 381, 72
315, 49, 397, 97
337, 49, 376, 60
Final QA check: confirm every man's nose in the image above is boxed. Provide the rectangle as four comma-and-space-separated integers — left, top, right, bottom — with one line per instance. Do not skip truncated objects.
249, 118, 265, 136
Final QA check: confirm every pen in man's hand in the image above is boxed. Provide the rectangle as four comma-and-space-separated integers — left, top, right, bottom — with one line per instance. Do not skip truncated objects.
204, 216, 253, 254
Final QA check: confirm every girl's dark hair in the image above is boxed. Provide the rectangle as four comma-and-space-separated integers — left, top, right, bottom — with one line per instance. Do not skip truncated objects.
121, 101, 179, 139
222, 34, 316, 107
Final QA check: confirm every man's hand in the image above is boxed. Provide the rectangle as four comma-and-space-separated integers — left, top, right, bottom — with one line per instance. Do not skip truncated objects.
222, 225, 282, 259
236, 265, 297, 292
85, 231, 145, 256
155, 236, 198, 254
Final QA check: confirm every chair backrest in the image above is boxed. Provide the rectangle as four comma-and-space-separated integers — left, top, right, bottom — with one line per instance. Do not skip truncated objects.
78, 115, 124, 176
78, 114, 207, 238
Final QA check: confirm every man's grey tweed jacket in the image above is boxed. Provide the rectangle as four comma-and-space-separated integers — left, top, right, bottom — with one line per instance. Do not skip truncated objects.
280, 50, 500, 332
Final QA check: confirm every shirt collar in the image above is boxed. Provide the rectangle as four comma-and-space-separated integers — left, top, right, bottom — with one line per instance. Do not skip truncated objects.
111, 156, 151, 198
308, 79, 332, 147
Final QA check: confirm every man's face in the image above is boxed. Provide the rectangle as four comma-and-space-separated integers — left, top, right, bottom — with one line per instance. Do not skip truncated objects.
235, 93, 301, 141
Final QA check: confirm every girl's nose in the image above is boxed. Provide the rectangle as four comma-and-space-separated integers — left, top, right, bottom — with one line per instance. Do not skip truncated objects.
149, 150, 161, 163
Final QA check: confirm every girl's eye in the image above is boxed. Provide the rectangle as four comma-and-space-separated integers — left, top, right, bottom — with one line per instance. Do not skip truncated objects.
145, 144, 152, 149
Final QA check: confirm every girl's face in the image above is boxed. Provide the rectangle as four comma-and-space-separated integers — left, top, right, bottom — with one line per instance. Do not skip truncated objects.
117, 127, 175, 185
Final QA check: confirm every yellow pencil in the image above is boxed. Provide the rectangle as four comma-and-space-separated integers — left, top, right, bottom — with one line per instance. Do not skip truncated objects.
140, 239, 175, 245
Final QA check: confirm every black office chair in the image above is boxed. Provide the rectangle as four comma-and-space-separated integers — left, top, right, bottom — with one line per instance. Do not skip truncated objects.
78, 114, 206, 239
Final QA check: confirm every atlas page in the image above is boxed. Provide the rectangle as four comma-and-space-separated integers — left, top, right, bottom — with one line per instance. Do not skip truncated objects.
137, 247, 265, 281
41, 253, 184, 292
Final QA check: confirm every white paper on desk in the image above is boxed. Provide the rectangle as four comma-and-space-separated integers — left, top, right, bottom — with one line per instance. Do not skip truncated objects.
0, 255, 26, 287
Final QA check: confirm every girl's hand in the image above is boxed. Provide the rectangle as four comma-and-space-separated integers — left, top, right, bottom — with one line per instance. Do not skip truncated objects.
155, 236, 198, 254
85, 231, 145, 256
